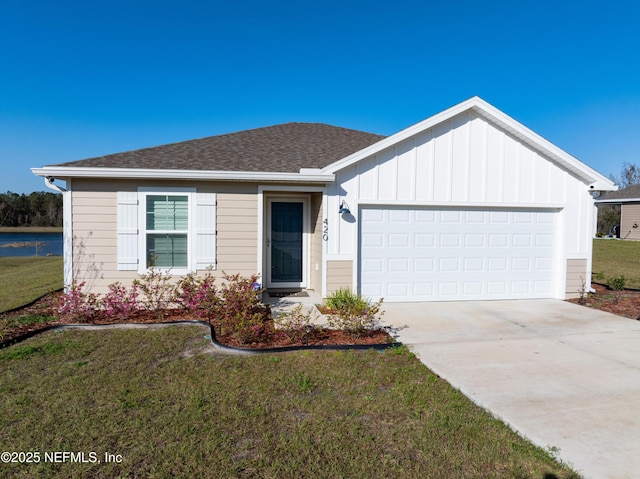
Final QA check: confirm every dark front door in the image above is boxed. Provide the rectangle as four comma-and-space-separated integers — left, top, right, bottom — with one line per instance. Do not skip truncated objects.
270, 201, 304, 284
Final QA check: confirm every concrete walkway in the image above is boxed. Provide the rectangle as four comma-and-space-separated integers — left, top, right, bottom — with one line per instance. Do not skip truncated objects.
384, 300, 640, 479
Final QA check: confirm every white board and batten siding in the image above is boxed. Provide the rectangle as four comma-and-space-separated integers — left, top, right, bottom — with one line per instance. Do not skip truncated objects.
326, 110, 595, 301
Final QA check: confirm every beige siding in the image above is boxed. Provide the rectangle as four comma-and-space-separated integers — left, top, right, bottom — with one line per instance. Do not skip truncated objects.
621, 204, 640, 240
70, 180, 260, 295
309, 193, 323, 292
71, 190, 130, 293
565, 258, 588, 299
326, 260, 352, 296
216, 192, 258, 276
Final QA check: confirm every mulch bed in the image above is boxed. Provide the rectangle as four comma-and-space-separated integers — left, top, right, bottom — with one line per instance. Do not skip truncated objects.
568, 283, 640, 320
9, 283, 637, 350
0, 292, 394, 350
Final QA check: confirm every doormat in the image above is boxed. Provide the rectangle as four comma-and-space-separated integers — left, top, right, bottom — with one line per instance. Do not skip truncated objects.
268, 291, 309, 298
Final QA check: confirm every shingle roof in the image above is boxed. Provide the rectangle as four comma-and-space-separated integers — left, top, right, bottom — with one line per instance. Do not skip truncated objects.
601, 184, 640, 200
53, 123, 385, 173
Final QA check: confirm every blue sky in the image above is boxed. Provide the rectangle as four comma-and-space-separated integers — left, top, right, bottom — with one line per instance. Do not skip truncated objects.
1, 0, 639, 193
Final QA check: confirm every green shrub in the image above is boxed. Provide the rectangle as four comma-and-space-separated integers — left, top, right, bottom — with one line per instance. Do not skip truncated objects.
324, 290, 385, 337
273, 304, 317, 342
608, 275, 627, 291
133, 268, 177, 319
324, 287, 370, 312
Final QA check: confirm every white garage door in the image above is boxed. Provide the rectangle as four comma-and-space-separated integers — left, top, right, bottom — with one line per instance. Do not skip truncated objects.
359, 207, 558, 302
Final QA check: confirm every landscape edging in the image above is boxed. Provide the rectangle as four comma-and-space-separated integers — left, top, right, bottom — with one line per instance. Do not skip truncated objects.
0, 320, 401, 354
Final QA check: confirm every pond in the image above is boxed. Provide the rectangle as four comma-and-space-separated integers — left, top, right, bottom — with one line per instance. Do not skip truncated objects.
0, 232, 64, 257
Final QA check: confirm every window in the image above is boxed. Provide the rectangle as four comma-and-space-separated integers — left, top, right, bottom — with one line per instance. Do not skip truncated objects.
117, 189, 216, 273
145, 195, 189, 268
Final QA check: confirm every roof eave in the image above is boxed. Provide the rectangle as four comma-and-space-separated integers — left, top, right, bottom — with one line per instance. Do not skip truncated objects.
596, 197, 640, 204
31, 166, 335, 184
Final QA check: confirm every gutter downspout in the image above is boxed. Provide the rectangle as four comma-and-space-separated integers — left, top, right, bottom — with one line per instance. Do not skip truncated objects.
43, 177, 72, 291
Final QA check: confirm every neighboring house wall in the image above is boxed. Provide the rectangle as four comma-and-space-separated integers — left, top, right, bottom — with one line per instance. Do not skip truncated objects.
565, 259, 588, 299
327, 110, 594, 298
326, 260, 352, 295
621, 204, 640, 240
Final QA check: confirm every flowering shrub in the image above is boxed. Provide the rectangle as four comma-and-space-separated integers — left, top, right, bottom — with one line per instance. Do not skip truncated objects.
215, 272, 270, 344
58, 281, 99, 322
102, 282, 139, 320
57, 271, 275, 344
176, 271, 219, 320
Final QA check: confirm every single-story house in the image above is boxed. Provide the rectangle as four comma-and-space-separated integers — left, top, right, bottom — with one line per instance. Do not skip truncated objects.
32, 97, 616, 302
596, 184, 640, 240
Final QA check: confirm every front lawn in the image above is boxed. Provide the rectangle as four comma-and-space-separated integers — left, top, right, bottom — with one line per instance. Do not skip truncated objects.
0, 326, 577, 478
592, 239, 640, 289
0, 257, 63, 312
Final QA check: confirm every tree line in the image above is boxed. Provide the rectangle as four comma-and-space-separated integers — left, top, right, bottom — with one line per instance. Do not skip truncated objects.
0, 191, 63, 227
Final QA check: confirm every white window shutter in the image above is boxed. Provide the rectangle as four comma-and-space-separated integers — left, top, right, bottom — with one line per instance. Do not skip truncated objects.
117, 191, 139, 271
194, 193, 217, 270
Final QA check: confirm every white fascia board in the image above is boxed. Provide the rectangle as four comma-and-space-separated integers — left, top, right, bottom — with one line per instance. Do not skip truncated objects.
596, 197, 640, 204
31, 166, 335, 183
321, 96, 617, 191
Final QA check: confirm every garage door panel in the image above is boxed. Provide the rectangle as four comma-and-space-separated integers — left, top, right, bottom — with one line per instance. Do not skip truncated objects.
464, 234, 485, 247
361, 283, 382, 297
415, 258, 435, 271
489, 234, 508, 247
535, 281, 553, 293
388, 258, 410, 272
536, 234, 554, 247
440, 234, 461, 247
415, 234, 435, 247
389, 234, 410, 247
439, 282, 459, 296
359, 207, 558, 301
415, 210, 436, 222
388, 283, 409, 296
465, 211, 485, 222
413, 283, 433, 295
463, 282, 483, 295
464, 258, 484, 271
361, 258, 383, 273
442, 211, 462, 222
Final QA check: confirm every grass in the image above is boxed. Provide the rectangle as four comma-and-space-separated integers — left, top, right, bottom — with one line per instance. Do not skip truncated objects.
592, 239, 640, 289
0, 325, 578, 478
0, 257, 63, 312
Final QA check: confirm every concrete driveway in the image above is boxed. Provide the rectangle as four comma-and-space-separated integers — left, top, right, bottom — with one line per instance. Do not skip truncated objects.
384, 299, 640, 479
